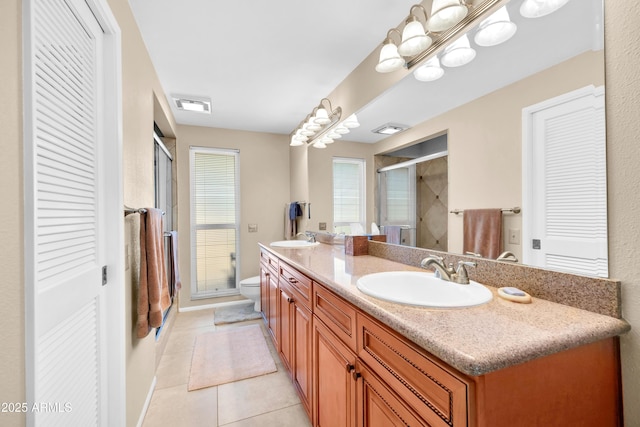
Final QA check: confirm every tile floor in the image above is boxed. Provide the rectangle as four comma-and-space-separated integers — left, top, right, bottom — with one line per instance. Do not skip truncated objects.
142, 309, 312, 427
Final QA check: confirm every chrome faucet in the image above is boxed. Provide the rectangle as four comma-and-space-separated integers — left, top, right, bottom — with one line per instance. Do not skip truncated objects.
296, 231, 316, 243
420, 255, 477, 285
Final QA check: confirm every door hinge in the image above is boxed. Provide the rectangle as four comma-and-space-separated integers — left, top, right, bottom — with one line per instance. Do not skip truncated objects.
102, 265, 108, 285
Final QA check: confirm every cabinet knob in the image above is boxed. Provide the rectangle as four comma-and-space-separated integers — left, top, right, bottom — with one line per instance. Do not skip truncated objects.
346, 363, 355, 373
287, 297, 294, 304
352, 371, 362, 381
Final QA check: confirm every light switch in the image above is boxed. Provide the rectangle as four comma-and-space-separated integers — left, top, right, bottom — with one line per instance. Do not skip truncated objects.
509, 229, 521, 245
248, 224, 258, 233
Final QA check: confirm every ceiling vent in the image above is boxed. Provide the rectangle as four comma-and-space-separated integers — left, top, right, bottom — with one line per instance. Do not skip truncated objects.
372, 123, 409, 135
172, 95, 212, 114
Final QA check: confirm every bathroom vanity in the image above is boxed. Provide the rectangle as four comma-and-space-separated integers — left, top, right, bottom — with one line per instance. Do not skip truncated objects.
259, 243, 629, 427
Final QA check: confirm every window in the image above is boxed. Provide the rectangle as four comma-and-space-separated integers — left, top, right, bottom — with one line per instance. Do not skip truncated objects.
333, 157, 366, 234
190, 147, 240, 298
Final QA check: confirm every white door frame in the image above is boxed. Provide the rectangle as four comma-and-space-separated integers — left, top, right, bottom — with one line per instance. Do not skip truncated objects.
22, 0, 124, 425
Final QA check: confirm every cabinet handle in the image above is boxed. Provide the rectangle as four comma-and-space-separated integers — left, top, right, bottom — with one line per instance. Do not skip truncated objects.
352, 371, 362, 381
287, 297, 294, 304
288, 277, 298, 284
346, 363, 355, 373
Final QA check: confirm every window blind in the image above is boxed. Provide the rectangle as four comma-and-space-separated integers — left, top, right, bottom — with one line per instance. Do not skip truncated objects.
333, 158, 365, 232
190, 148, 239, 297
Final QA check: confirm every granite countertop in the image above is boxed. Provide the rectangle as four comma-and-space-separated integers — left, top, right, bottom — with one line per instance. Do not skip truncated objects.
260, 242, 630, 377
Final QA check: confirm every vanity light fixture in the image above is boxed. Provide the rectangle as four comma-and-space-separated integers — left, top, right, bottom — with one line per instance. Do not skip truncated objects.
440, 34, 476, 67
372, 123, 409, 135
172, 95, 212, 114
427, 0, 469, 33
474, 6, 517, 47
413, 56, 445, 82
520, 0, 570, 18
290, 98, 360, 148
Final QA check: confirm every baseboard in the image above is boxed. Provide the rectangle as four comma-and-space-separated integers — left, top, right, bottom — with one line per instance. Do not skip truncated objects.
136, 376, 157, 427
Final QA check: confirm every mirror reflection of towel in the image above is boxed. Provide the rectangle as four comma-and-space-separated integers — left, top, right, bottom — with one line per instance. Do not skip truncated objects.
384, 226, 403, 245
289, 202, 303, 220
463, 209, 502, 259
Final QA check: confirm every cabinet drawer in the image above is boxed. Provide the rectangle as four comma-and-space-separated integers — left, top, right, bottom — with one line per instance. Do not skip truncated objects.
357, 313, 470, 427
280, 262, 312, 310
260, 248, 279, 274
313, 283, 357, 352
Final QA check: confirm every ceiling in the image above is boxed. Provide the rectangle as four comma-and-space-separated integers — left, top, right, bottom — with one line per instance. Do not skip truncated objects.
130, 0, 602, 143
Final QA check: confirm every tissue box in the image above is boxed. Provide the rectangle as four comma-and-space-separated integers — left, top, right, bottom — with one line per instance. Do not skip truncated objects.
345, 235, 387, 256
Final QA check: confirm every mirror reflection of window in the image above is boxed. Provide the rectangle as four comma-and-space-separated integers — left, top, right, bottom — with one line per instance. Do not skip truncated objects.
333, 157, 366, 234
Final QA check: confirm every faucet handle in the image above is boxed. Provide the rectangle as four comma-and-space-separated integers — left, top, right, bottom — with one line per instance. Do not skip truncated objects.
454, 261, 476, 284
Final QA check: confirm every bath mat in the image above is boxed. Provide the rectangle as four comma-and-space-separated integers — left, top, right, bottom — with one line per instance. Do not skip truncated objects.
188, 324, 276, 391
213, 301, 262, 325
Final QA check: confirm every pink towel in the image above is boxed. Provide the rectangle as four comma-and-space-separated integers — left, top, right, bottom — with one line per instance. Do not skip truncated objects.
384, 226, 403, 245
137, 208, 170, 338
463, 209, 502, 259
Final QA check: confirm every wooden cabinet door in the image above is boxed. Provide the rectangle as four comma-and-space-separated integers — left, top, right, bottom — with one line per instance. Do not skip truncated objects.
279, 284, 294, 373
293, 302, 313, 418
313, 317, 357, 427
356, 362, 430, 427
268, 271, 279, 347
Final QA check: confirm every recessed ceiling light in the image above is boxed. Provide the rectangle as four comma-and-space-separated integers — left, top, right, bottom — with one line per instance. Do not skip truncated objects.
372, 123, 409, 135
172, 95, 212, 114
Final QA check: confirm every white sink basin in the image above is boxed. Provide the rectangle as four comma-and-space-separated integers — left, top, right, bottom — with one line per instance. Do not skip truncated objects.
270, 240, 320, 248
356, 271, 493, 309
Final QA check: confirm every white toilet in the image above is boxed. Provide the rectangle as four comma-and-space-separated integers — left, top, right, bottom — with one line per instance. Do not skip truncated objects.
239, 276, 261, 311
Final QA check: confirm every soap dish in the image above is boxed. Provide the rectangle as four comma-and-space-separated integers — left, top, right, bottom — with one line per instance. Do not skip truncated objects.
497, 287, 532, 304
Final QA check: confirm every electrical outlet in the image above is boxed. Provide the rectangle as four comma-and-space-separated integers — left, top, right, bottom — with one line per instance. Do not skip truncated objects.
509, 229, 521, 245
248, 224, 258, 233
319, 222, 327, 231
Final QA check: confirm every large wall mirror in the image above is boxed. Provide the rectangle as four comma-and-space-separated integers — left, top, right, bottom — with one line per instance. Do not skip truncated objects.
308, 0, 607, 277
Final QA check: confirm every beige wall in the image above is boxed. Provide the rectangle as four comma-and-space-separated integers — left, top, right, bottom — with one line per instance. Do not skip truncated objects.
0, 1, 25, 426
374, 50, 604, 259
175, 125, 290, 308
606, 1, 640, 423
307, 141, 376, 234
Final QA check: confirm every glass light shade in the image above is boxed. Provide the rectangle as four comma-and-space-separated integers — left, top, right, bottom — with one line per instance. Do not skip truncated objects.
293, 130, 308, 142
427, 0, 468, 33
474, 6, 517, 47
398, 19, 432, 57
440, 34, 476, 67
414, 56, 444, 82
342, 113, 360, 128
326, 131, 342, 139
313, 108, 331, 125
520, 0, 570, 18
290, 136, 303, 147
313, 141, 327, 149
300, 123, 316, 136
305, 119, 321, 132
334, 126, 350, 135
375, 42, 405, 73
320, 136, 335, 144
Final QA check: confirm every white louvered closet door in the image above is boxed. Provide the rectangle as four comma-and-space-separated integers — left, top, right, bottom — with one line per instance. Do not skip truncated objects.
26, 0, 108, 424
523, 86, 607, 277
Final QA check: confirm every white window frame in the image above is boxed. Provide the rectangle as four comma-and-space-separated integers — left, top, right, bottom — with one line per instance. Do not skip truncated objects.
189, 147, 241, 299
332, 157, 366, 234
